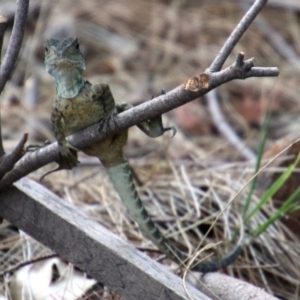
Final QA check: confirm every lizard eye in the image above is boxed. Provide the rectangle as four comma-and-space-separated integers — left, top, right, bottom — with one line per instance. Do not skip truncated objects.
45, 47, 48, 52
76, 43, 80, 50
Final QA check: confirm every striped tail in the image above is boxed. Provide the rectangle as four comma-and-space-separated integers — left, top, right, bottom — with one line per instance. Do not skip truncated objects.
105, 161, 242, 272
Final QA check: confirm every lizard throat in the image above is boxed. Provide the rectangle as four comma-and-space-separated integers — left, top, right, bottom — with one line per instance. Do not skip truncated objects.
53, 70, 85, 99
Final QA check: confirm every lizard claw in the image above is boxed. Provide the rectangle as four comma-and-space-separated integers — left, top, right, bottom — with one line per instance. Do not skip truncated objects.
163, 126, 177, 138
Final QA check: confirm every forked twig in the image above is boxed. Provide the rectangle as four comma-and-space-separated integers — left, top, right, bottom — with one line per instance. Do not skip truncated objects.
210, 0, 268, 72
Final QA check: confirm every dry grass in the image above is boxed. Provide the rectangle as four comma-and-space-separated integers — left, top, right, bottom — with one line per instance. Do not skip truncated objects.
1, 0, 300, 299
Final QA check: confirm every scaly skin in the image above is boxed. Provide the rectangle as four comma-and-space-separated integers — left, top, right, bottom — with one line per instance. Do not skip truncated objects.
44, 37, 242, 272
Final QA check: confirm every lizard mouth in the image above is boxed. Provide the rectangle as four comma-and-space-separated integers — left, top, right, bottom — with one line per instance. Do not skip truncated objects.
57, 58, 81, 68
46, 58, 85, 73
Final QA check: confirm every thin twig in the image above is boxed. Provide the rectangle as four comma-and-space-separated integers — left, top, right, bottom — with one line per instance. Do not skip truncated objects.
0, 0, 29, 95
209, 0, 268, 72
240, 0, 300, 64
254, 0, 300, 12
206, 88, 256, 162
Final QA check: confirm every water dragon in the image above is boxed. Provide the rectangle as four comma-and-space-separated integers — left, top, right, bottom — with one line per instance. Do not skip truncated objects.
43, 36, 242, 272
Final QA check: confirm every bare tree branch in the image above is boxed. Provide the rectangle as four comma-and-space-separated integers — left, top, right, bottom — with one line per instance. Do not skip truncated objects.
210, 0, 268, 72
0, 0, 29, 95
0, 55, 279, 189
0, 15, 8, 157
266, 0, 300, 11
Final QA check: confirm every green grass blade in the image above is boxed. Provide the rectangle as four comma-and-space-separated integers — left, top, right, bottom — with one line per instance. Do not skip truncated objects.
245, 153, 300, 224
242, 112, 271, 218
253, 184, 300, 237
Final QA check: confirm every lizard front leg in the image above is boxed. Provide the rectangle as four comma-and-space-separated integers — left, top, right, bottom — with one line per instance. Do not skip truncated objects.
50, 107, 78, 170
40, 107, 79, 181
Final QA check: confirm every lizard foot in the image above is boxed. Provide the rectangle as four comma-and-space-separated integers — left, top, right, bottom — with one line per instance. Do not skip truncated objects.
58, 142, 78, 169
40, 142, 79, 183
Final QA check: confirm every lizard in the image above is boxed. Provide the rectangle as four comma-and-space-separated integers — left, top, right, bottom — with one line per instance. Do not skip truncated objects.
43, 36, 242, 272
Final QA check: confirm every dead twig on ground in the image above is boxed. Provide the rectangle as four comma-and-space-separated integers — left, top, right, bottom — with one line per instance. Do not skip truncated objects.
207, 89, 256, 161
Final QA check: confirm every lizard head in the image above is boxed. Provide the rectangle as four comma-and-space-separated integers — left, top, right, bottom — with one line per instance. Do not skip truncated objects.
44, 37, 85, 76
44, 37, 86, 98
